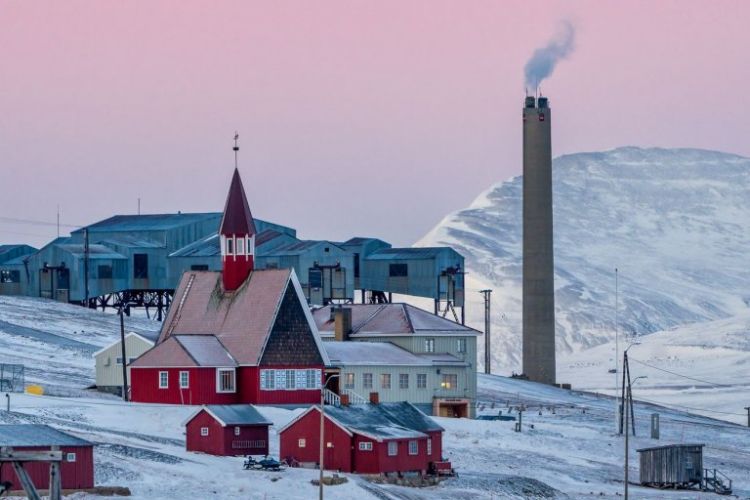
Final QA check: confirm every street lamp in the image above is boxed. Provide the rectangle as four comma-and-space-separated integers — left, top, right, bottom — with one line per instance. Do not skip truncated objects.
319, 373, 339, 500
624, 374, 647, 500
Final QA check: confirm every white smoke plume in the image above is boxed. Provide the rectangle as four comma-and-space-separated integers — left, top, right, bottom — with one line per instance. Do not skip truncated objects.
524, 21, 576, 91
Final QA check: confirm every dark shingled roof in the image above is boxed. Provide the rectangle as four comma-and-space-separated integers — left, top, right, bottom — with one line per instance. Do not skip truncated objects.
193, 405, 272, 426
219, 168, 257, 236
0, 425, 93, 447
321, 402, 443, 440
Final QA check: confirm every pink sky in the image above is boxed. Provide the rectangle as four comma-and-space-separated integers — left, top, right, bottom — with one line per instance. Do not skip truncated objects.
1, 1, 749, 247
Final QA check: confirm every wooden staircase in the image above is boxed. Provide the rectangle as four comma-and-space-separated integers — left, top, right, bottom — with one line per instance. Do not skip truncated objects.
702, 469, 732, 495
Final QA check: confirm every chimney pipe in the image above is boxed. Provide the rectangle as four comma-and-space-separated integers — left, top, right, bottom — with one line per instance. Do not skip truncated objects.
334, 306, 352, 341
369, 392, 379, 405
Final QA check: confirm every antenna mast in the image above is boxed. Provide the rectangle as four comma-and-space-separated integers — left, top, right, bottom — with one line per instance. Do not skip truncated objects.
233, 132, 239, 168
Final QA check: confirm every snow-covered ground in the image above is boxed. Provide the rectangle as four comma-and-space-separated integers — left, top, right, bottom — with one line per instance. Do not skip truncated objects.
1, 296, 749, 498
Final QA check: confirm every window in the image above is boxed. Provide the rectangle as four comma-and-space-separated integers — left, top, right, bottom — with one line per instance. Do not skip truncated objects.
217, 368, 236, 393
388, 263, 408, 277
363, 373, 373, 389
427, 438, 432, 455
285, 369, 296, 390
190, 264, 209, 271
425, 338, 435, 353
234, 426, 241, 436
399, 374, 409, 389
118, 357, 137, 365
133, 254, 148, 279
97, 265, 112, 279
179, 371, 189, 389
344, 373, 355, 389
387, 441, 398, 456
380, 373, 391, 389
0, 270, 21, 283
298, 438, 306, 448
306, 369, 321, 389
201, 427, 209, 437
457, 338, 467, 353
261, 369, 275, 390
417, 374, 427, 389
66, 453, 76, 462
159, 371, 168, 389
236, 237, 244, 255
226, 237, 234, 255
441, 374, 458, 390
353, 253, 360, 278
358, 441, 373, 451
309, 269, 322, 289
408, 440, 418, 455
116, 357, 123, 365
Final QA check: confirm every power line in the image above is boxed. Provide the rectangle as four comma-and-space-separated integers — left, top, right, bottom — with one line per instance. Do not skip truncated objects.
634, 395, 746, 417
0, 216, 83, 229
629, 357, 733, 388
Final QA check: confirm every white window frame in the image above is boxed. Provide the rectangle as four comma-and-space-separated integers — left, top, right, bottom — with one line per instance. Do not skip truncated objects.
234, 426, 241, 436
66, 453, 76, 462
298, 438, 306, 448
201, 427, 209, 437
427, 438, 432, 455
358, 441, 373, 451
261, 369, 275, 390
285, 369, 296, 390
344, 372, 355, 389
216, 368, 236, 393
236, 237, 245, 255
226, 236, 234, 255
408, 440, 418, 455
457, 338, 466, 353
399, 373, 409, 389
362, 373, 373, 389
425, 338, 435, 353
387, 441, 398, 456
159, 371, 168, 389
417, 373, 427, 389
179, 370, 189, 389
441, 373, 457, 390
380, 373, 391, 389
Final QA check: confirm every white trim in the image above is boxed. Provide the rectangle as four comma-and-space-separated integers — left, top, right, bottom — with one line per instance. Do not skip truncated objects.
92, 331, 155, 357
387, 441, 398, 456
408, 440, 418, 455
158, 371, 169, 389
216, 368, 237, 393
179, 370, 190, 389
200, 427, 209, 436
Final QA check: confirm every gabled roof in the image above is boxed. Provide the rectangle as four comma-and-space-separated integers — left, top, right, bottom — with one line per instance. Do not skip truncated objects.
55, 243, 127, 260
279, 402, 443, 442
183, 405, 271, 427
219, 168, 257, 236
365, 247, 459, 261
313, 304, 481, 337
169, 229, 293, 258
96, 235, 164, 249
0, 425, 93, 447
324, 342, 432, 366
133, 268, 328, 366
92, 331, 156, 357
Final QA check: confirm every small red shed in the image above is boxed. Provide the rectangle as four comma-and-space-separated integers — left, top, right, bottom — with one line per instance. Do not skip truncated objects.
279, 402, 445, 475
0, 424, 94, 492
184, 405, 271, 456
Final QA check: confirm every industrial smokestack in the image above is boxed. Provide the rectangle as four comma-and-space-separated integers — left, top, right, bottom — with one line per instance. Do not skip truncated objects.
522, 94, 556, 385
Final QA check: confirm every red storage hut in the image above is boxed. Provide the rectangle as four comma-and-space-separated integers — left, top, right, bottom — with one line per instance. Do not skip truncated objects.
279, 402, 445, 475
0, 425, 94, 492
184, 405, 271, 456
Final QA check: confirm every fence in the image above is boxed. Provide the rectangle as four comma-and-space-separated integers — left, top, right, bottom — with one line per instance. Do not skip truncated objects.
0, 363, 24, 393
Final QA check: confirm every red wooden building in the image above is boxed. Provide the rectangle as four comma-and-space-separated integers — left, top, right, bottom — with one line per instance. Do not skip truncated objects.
278, 401, 445, 475
130, 167, 329, 405
0, 425, 94, 492
184, 405, 271, 456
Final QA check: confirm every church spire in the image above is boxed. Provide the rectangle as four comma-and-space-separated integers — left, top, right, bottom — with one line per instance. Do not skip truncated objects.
220, 134, 257, 291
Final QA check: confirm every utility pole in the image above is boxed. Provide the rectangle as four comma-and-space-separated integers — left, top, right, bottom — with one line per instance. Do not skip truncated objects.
745, 406, 750, 428
83, 228, 90, 307
614, 267, 619, 434
624, 382, 630, 500
480, 290, 492, 374
319, 374, 339, 500
119, 305, 128, 401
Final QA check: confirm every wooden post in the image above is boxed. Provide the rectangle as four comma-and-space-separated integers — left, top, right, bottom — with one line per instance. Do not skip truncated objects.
10, 461, 41, 500
120, 306, 128, 401
49, 446, 61, 500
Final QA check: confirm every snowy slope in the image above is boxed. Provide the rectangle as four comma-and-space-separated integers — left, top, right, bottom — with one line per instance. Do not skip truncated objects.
417, 147, 750, 373
0, 296, 159, 395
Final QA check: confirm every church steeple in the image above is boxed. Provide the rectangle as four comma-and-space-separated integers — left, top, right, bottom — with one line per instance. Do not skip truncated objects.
220, 135, 256, 291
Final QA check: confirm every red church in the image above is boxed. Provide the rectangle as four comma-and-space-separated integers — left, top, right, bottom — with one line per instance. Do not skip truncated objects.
129, 167, 329, 405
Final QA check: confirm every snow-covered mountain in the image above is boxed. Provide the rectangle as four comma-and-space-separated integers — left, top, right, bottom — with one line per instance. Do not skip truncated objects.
418, 147, 750, 372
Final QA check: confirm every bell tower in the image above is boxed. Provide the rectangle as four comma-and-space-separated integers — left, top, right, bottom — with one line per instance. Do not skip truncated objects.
220, 134, 257, 291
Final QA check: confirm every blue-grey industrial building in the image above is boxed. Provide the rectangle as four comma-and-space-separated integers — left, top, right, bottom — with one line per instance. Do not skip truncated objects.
0, 213, 465, 322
